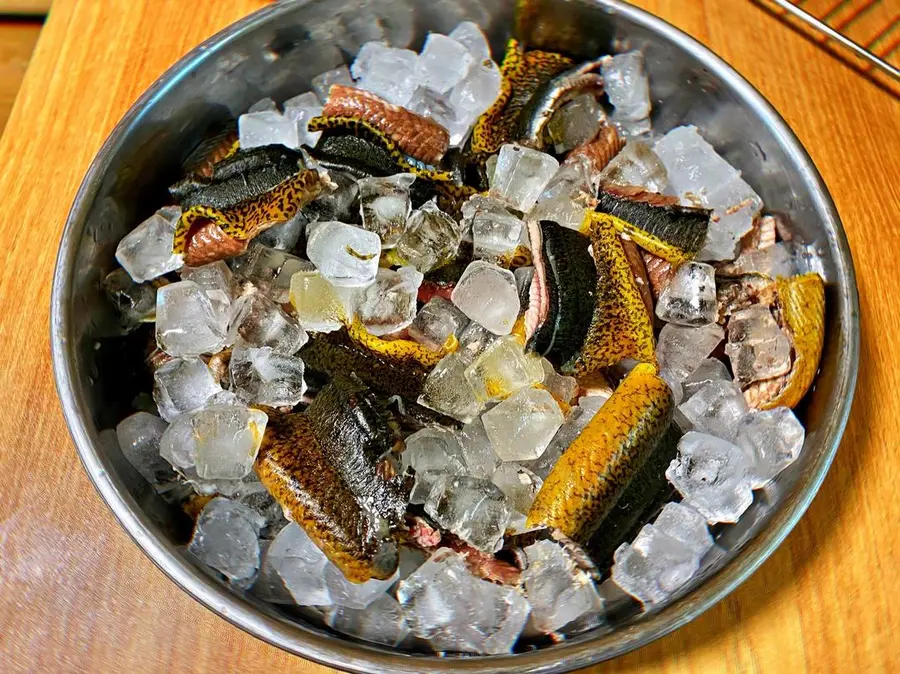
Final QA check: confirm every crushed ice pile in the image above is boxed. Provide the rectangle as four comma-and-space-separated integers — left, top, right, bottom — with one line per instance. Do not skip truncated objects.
102, 21, 823, 656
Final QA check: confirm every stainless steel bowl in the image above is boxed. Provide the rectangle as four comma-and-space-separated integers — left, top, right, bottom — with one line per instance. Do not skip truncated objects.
50, 0, 859, 671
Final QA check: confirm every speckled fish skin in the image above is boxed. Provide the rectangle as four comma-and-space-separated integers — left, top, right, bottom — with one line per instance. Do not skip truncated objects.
595, 187, 711, 263
564, 213, 657, 376
526, 220, 596, 368
744, 272, 825, 409
323, 85, 450, 164
171, 145, 305, 211
305, 376, 409, 525
173, 169, 329, 263
470, 38, 574, 155
564, 124, 624, 174
347, 319, 457, 369
181, 122, 240, 179
516, 61, 604, 149
526, 363, 674, 543
254, 408, 399, 582
586, 423, 681, 573
300, 330, 430, 401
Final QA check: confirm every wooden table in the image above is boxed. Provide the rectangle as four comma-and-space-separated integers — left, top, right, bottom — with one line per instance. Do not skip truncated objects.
1, 1, 898, 672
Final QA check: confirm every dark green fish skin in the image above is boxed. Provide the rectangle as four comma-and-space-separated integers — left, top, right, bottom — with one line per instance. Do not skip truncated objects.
170, 146, 306, 210
527, 220, 597, 368
596, 190, 710, 255
587, 423, 682, 574
311, 133, 398, 178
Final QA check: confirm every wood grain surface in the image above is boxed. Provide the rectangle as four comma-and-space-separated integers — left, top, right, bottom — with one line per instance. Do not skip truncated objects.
0, 21, 42, 132
0, 1, 897, 672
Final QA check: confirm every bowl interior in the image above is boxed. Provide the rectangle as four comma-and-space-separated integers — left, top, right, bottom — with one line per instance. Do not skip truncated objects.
52, 0, 858, 672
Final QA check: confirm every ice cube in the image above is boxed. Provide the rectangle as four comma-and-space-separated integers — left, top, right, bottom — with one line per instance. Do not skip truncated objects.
264, 522, 330, 605
115, 212, 183, 283
448, 59, 502, 120
601, 51, 651, 122
312, 64, 354, 102
666, 431, 755, 523
529, 158, 597, 229
283, 91, 324, 147
253, 212, 307, 252
350, 266, 423, 336
483, 387, 564, 462
457, 416, 501, 479
408, 297, 469, 351
102, 268, 157, 327
326, 595, 411, 646
656, 261, 717, 326
395, 200, 461, 273
402, 426, 468, 505
397, 549, 530, 654
678, 379, 749, 441
306, 220, 381, 287
521, 399, 605, 479
456, 321, 497, 364
354, 43, 419, 106
541, 358, 578, 404
156, 281, 228, 357
522, 540, 603, 632
190, 404, 269, 480
492, 463, 543, 514
188, 497, 265, 584
682, 358, 731, 401
416, 33, 474, 94
418, 352, 483, 423
725, 305, 792, 386
303, 170, 360, 223
288, 270, 351, 333
720, 241, 795, 279
547, 94, 604, 154
462, 196, 525, 263
599, 140, 668, 193
451, 261, 520, 335
231, 244, 314, 304
180, 260, 234, 324
464, 336, 544, 402
735, 407, 805, 487
324, 563, 398, 609
228, 292, 308, 355
229, 345, 306, 408
612, 522, 701, 605
653, 501, 714, 558
238, 110, 301, 150
656, 322, 725, 381
490, 144, 560, 212
358, 174, 416, 247
249, 97, 277, 113
153, 357, 223, 422
115, 412, 174, 487
448, 21, 491, 61
425, 475, 512, 552
409, 86, 472, 147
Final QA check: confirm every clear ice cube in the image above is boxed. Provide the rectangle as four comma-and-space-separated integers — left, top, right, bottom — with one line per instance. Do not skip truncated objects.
464, 336, 544, 402
653, 501, 714, 558
153, 356, 223, 422
408, 297, 469, 351
547, 94, 604, 154
599, 140, 668, 193
264, 522, 330, 606
349, 266, 423, 336
735, 407, 805, 487
520, 399, 605, 479
395, 200, 461, 273
306, 220, 382, 287
228, 292, 308, 355
612, 522, 701, 605
463, 196, 525, 263
229, 345, 307, 408
451, 261, 520, 335
682, 358, 731, 401
325, 563, 398, 609
448, 59, 502, 121
418, 352, 483, 424
523, 540, 603, 632
601, 51, 651, 122
397, 549, 530, 655
541, 358, 578, 404
189, 497, 265, 584
482, 387, 565, 462
416, 33, 474, 94
678, 379, 749, 441
402, 426, 468, 505
448, 21, 491, 61
312, 65, 354, 102
725, 304, 793, 386
326, 595, 411, 646
458, 416, 501, 479
238, 110, 301, 150
456, 321, 497, 364
656, 322, 725, 381
156, 281, 228, 357
115, 212, 183, 283
231, 244, 314, 304
492, 463, 544, 514
249, 98, 277, 113
358, 174, 416, 247
530, 157, 597, 230
288, 270, 350, 333
283, 91, 324, 147
666, 431, 755, 523
425, 475, 512, 552
191, 405, 269, 480
353, 43, 419, 106
656, 261, 717, 326
490, 144, 560, 212
115, 412, 174, 487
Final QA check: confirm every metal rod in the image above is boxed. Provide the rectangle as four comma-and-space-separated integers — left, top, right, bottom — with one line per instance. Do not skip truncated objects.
760, 0, 900, 81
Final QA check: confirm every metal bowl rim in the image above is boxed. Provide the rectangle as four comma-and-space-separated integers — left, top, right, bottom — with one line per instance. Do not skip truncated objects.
50, 1, 860, 672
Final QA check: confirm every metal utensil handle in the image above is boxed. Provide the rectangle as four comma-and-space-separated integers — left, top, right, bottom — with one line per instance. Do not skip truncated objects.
760, 0, 900, 81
